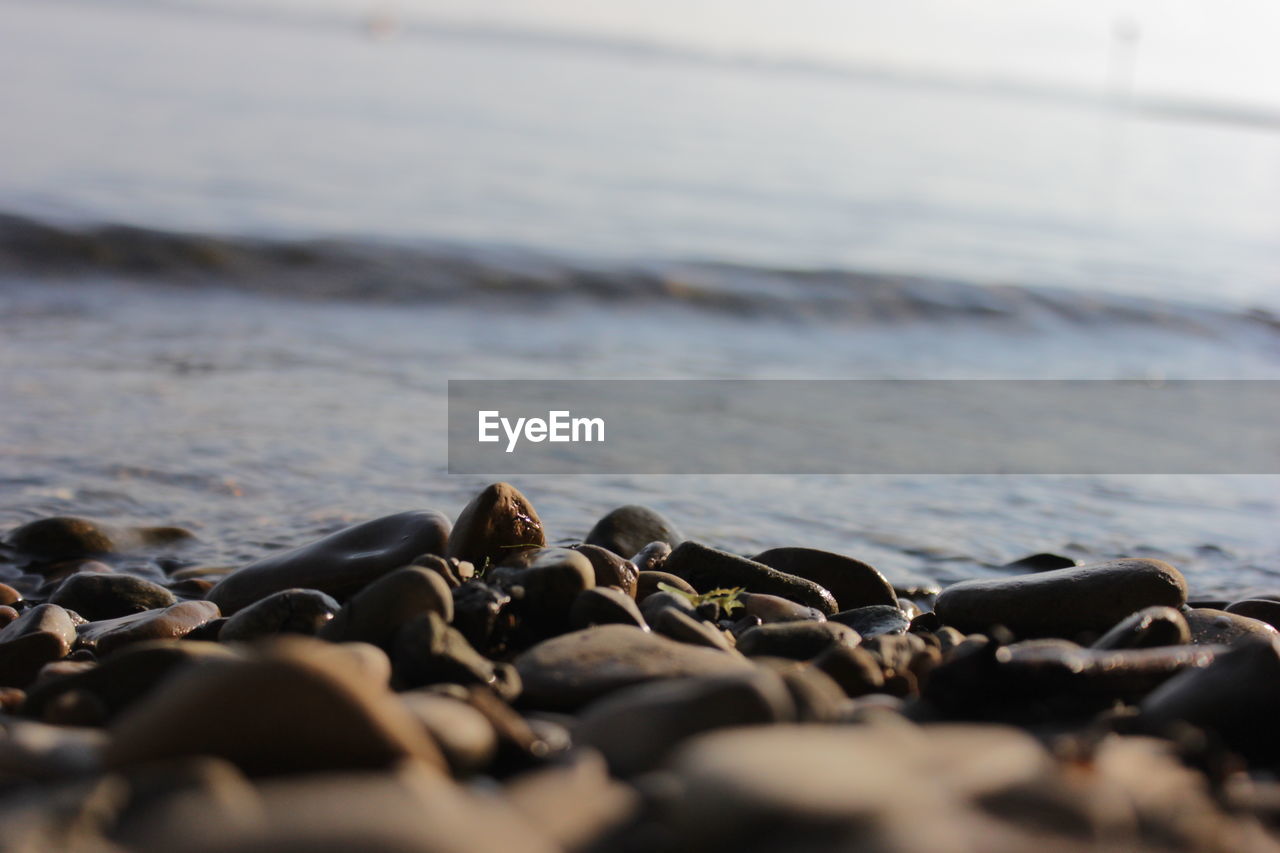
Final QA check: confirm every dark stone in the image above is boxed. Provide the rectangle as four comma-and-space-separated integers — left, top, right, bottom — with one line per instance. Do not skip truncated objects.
736, 621, 860, 660
1184, 608, 1278, 645
584, 505, 683, 559
0, 604, 77, 687
217, 589, 341, 642
447, 483, 544, 571
569, 587, 647, 631
5, 516, 193, 566
665, 542, 837, 616
1225, 599, 1280, 631
208, 511, 451, 615
409, 554, 474, 589
649, 607, 735, 652
569, 544, 638, 596
490, 548, 595, 646
50, 573, 177, 621
830, 605, 909, 638
934, 559, 1188, 637
391, 612, 521, 701
752, 658, 849, 722
319, 568, 453, 648
513, 625, 754, 710
738, 592, 825, 624
451, 581, 512, 657
399, 691, 498, 776
1091, 606, 1191, 650
631, 541, 672, 573
813, 644, 886, 697
752, 547, 897, 611
636, 570, 693, 600
1002, 552, 1077, 572
77, 601, 221, 656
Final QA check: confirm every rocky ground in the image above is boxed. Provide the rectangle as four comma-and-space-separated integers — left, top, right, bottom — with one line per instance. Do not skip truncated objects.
2, 482, 1280, 852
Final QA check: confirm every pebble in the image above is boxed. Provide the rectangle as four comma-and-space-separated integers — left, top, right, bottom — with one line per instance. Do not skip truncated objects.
1184, 607, 1280, 645
490, 547, 595, 645
738, 591, 826, 623
450, 580, 511, 656
0, 603, 77, 687
5, 516, 193, 565
105, 636, 446, 776
569, 543, 639, 595
631, 540, 672, 573
0, 581, 21, 605
735, 621, 860, 659
664, 541, 838, 615
77, 600, 221, 656
1224, 598, 1280, 630
812, 644, 886, 697
1002, 551, 1077, 571
50, 572, 177, 621
217, 588, 341, 642
503, 751, 639, 852
409, 553, 474, 588
575, 670, 794, 776
754, 658, 849, 722
1091, 605, 1191, 650
933, 558, 1188, 637
0, 604, 16, 628
390, 612, 522, 701
649, 607, 736, 652
829, 604, 909, 638
584, 504, 683, 558
446, 482, 545, 571
635, 570, 693, 600
398, 690, 499, 776
0, 718, 108, 780
513, 624, 755, 710
752, 546, 898, 610
207, 510, 451, 614
569, 586, 648, 630
319, 567, 454, 647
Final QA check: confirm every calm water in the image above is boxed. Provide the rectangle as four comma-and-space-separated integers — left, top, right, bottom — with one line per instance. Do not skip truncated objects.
1, 0, 1278, 595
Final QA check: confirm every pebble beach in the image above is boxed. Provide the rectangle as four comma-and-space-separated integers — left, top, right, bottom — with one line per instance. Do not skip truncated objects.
2, 482, 1280, 852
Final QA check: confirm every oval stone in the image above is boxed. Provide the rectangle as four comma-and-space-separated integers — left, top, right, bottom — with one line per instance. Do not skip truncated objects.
752, 547, 897, 611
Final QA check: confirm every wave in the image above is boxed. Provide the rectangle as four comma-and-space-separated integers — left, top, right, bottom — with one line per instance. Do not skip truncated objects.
1, 213, 1277, 335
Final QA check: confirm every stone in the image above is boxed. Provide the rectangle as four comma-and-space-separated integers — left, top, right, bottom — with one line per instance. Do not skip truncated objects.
109, 757, 267, 851
636, 570, 693, 600
218, 589, 341, 642
752, 547, 898, 610
830, 604, 909, 638
77, 600, 221, 656
208, 511, 450, 614
0, 718, 108, 780
1141, 637, 1280, 764
753, 658, 849, 722
5, 516, 193, 565
1225, 598, 1280, 630
319, 568, 453, 648
934, 558, 1188, 637
738, 592, 826, 623
813, 644, 886, 697
22, 641, 235, 722
1002, 552, 1077, 571
0, 603, 77, 686
50, 572, 177, 621
664, 541, 838, 615
0, 604, 16, 628
649, 607, 736, 652
490, 547, 595, 646
584, 505, 683, 558
408, 553, 474, 588
1185, 608, 1279, 645
390, 612, 521, 701
447, 482, 544, 570
398, 690, 498, 776
450, 581, 511, 657
504, 751, 639, 852
736, 621, 859, 660
569, 587, 647, 630
513, 625, 755, 710
569, 543, 639, 595
576, 670, 793, 776
0, 582, 21, 605
631, 541, 672, 573
105, 637, 446, 776
1091, 606, 1191, 650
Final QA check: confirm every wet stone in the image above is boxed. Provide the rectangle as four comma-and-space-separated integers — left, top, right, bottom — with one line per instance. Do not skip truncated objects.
513, 624, 755, 710
752, 547, 898, 611
584, 505, 683, 559
390, 612, 522, 701
738, 592, 825, 624
217, 589, 341, 642
1091, 606, 1191, 650
208, 510, 451, 615
77, 600, 221, 656
1184, 608, 1279, 645
447, 482, 544, 571
0, 603, 77, 687
569, 543, 639, 596
735, 621, 860, 660
830, 604, 909, 638
490, 547, 595, 646
934, 558, 1188, 638
1224, 599, 1280, 630
50, 572, 177, 621
665, 541, 838, 615
450, 580, 511, 657
319, 567, 454, 648
5, 516, 194, 566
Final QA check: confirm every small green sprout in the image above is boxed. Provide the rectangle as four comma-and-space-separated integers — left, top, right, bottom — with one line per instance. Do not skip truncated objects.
657, 582, 745, 615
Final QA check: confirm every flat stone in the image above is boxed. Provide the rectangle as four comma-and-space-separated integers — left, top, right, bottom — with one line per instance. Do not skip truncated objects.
1091, 606, 1191, 650
0, 604, 77, 687
105, 636, 446, 776
513, 625, 754, 710
50, 572, 177, 621
1185, 607, 1279, 645
665, 541, 838, 615
753, 547, 898, 610
830, 604, 909, 638
208, 511, 451, 615
319, 568, 453, 647
77, 600, 221, 656
1002, 552, 1077, 572
576, 670, 793, 776
446, 483, 544, 571
934, 558, 1188, 637
569, 544, 639, 596
218, 589, 341, 642
736, 621, 860, 659
584, 505, 683, 558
